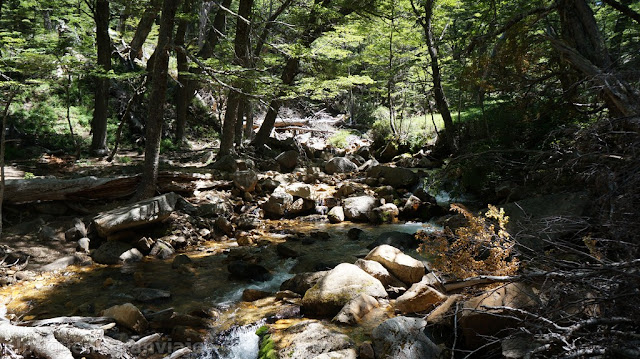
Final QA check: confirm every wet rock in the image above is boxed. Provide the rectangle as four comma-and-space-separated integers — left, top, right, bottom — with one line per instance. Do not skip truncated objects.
233, 169, 258, 192
365, 245, 425, 285
93, 192, 179, 237
358, 342, 375, 359
336, 182, 365, 198
276, 243, 300, 258
367, 166, 418, 188
242, 289, 271, 302
133, 288, 171, 302
358, 158, 379, 172
332, 294, 380, 325
325, 157, 358, 174
149, 240, 174, 259
41, 255, 76, 272
236, 214, 260, 230
228, 261, 272, 281
460, 282, 541, 348
328, 206, 345, 223
236, 232, 254, 246
262, 192, 293, 218
343, 196, 376, 221
310, 231, 331, 240
172, 254, 192, 268
92, 241, 134, 265
286, 182, 314, 200
288, 198, 316, 215
395, 278, 447, 314
134, 237, 155, 255
371, 203, 399, 223
259, 178, 281, 193
368, 231, 418, 251
102, 303, 148, 333
276, 150, 299, 172
275, 320, 355, 359
302, 263, 387, 317
347, 228, 364, 240
276, 290, 301, 300
210, 154, 238, 172
15, 270, 36, 281
400, 195, 442, 220
172, 326, 205, 343
197, 199, 234, 218
280, 271, 328, 295
372, 317, 440, 359
215, 216, 234, 236
119, 248, 144, 263
76, 237, 90, 253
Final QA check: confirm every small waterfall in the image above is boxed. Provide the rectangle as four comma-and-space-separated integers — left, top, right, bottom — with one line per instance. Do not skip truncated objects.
201, 320, 265, 359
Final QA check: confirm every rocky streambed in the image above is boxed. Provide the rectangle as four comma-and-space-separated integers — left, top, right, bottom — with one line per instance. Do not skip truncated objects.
0, 150, 545, 359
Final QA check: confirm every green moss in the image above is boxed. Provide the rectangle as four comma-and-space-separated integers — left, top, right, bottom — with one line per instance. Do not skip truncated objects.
255, 325, 270, 336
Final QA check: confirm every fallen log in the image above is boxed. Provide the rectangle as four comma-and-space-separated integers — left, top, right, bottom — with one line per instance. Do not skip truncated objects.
0, 320, 134, 359
4, 172, 215, 204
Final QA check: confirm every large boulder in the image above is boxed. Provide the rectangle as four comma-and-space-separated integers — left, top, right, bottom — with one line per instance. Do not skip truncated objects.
93, 193, 178, 237
332, 294, 380, 325
274, 320, 355, 359
233, 169, 258, 192
227, 261, 272, 281
262, 192, 294, 218
343, 196, 376, 221
276, 150, 299, 172
210, 154, 238, 172
372, 317, 440, 359
367, 166, 418, 188
302, 263, 387, 317
365, 245, 425, 285
460, 282, 541, 348
280, 271, 328, 295
395, 278, 447, 314
325, 157, 358, 174
286, 182, 314, 200
354, 259, 404, 288
92, 241, 134, 265
371, 203, 399, 223
327, 206, 345, 223
102, 303, 148, 333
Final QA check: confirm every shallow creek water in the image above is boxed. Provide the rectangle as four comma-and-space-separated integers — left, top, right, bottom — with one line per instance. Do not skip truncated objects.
0, 220, 437, 358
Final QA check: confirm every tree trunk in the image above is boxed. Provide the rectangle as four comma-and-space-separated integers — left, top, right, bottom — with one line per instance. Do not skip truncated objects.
219, 0, 253, 155
174, 0, 192, 146
414, 0, 455, 150
555, 0, 640, 117
129, 0, 162, 61
235, 95, 246, 146
91, 0, 111, 156
252, 56, 299, 146
136, 0, 182, 200
0, 89, 17, 238
243, 99, 254, 140
197, 0, 232, 59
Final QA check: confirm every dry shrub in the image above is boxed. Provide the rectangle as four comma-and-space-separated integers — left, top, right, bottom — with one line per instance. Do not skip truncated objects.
417, 204, 519, 279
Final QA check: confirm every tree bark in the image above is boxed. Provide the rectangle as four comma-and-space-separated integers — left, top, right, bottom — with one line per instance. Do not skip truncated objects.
136, 0, 182, 199
413, 0, 455, 150
252, 56, 299, 146
555, 0, 640, 117
174, 0, 192, 146
91, 0, 111, 156
219, 0, 253, 155
0, 89, 17, 238
234, 94, 246, 146
197, 0, 233, 59
129, 0, 162, 61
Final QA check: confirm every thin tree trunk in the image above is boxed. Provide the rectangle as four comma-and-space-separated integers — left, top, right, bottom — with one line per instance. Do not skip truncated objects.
388, 1, 397, 136
129, 0, 162, 61
91, 0, 111, 156
220, 0, 253, 155
234, 95, 246, 146
219, 91, 240, 156
244, 100, 254, 140
0, 89, 17, 238
412, 0, 455, 150
117, 3, 130, 34
174, 0, 192, 146
252, 56, 298, 146
136, 0, 182, 199
65, 71, 80, 159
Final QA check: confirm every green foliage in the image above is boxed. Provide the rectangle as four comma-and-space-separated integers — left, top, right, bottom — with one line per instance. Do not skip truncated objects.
160, 138, 178, 153
327, 129, 353, 149
23, 172, 35, 179
256, 325, 276, 359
